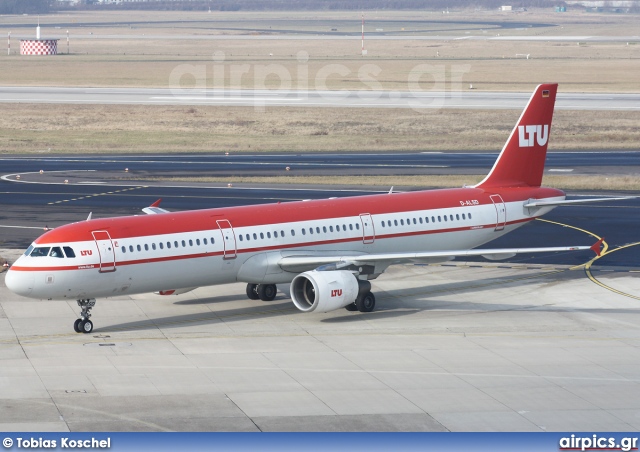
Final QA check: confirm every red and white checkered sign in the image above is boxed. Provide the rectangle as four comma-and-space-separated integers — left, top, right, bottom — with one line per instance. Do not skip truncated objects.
20, 39, 58, 55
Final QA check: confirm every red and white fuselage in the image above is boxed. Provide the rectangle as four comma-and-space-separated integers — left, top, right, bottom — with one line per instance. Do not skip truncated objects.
9, 83, 605, 332
5, 186, 564, 300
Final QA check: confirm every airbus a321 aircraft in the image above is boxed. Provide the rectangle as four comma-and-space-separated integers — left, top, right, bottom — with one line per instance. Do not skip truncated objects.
6, 84, 613, 333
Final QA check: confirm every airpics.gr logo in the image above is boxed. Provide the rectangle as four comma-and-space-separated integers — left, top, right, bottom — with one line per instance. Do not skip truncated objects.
518, 124, 549, 148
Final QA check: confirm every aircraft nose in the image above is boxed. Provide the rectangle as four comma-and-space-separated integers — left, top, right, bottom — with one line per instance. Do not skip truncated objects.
4, 269, 34, 297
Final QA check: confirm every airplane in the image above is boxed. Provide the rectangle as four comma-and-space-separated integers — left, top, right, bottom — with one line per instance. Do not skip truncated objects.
5, 83, 621, 334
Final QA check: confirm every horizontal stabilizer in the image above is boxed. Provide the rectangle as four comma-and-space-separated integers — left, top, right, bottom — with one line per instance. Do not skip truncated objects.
524, 196, 636, 208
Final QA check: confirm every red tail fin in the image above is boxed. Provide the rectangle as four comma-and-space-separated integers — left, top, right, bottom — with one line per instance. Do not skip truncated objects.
475, 84, 558, 189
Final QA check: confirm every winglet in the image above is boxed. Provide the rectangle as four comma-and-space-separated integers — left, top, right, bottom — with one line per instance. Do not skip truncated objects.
590, 237, 605, 256
142, 199, 170, 215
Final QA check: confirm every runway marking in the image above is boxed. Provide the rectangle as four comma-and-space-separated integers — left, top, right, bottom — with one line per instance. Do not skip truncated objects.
537, 218, 640, 300
0, 224, 52, 230
47, 186, 147, 205
584, 241, 640, 301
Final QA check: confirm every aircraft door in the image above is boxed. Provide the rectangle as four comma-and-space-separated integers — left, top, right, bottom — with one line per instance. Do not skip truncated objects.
91, 230, 116, 273
216, 219, 237, 259
490, 194, 507, 231
359, 213, 375, 244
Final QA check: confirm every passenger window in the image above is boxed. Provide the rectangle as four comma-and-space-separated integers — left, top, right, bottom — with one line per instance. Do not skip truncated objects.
144, 244, 149, 251
281, 230, 285, 236
438, 216, 441, 222
239, 235, 244, 241
189, 240, 193, 246
203, 238, 208, 245
456, 214, 460, 221
349, 224, 353, 230
291, 229, 296, 236
468, 213, 472, 219
394, 220, 398, 226
450, 215, 454, 221
267, 232, 271, 239
211, 237, 215, 244
30, 247, 50, 257
425, 217, 429, 223
152, 243, 157, 250
444, 216, 448, 222
63, 246, 76, 258
196, 239, 200, 246
309, 228, 313, 235
316, 227, 320, 234
342, 225, 346, 231
129, 245, 134, 252
121, 246, 126, 254
329, 226, 334, 232
413, 218, 417, 224
274, 231, 279, 238
160, 243, 164, 249
323, 226, 327, 233
462, 214, 466, 220
400, 219, 404, 226
182, 240, 186, 247
260, 233, 264, 239
431, 216, 435, 223
355, 224, 360, 230
174, 241, 179, 248
167, 242, 171, 249
253, 233, 257, 240
50, 247, 64, 258
137, 245, 142, 252
302, 228, 306, 235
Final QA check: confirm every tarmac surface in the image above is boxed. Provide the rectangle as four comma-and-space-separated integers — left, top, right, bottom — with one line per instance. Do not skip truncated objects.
1, 87, 639, 110
2, 253, 640, 432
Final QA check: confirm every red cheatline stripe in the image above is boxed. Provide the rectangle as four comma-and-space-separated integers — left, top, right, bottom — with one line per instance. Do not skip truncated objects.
10, 217, 534, 273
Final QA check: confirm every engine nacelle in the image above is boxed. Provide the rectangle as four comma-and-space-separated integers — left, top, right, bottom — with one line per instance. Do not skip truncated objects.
155, 287, 197, 296
290, 270, 362, 313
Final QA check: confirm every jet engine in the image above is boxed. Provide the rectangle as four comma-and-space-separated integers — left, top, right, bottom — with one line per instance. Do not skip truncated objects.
290, 270, 369, 313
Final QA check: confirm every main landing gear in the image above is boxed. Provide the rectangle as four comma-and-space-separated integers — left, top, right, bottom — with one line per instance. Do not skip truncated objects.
246, 283, 277, 302
345, 291, 376, 313
73, 298, 96, 334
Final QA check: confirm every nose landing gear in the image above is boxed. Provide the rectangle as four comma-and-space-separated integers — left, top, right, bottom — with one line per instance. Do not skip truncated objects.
73, 298, 96, 334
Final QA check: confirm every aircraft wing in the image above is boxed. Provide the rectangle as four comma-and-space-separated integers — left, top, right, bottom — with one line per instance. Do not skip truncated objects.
278, 242, 600, 272
142, 199, 170, 215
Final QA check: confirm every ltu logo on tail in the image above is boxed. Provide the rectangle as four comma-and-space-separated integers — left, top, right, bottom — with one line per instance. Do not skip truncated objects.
518, 125, 549, 147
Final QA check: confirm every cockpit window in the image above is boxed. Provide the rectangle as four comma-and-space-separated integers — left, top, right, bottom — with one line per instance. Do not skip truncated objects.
63, 247, 76, 258
49, 247, 64, 258
30, 247, 51, 257
24, 245, 34, 256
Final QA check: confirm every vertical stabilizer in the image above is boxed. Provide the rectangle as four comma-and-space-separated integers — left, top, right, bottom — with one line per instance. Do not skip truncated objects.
474, 84, 558, 189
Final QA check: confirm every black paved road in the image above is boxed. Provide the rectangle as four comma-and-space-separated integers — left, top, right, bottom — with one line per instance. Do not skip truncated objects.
1, 151, 639, 177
